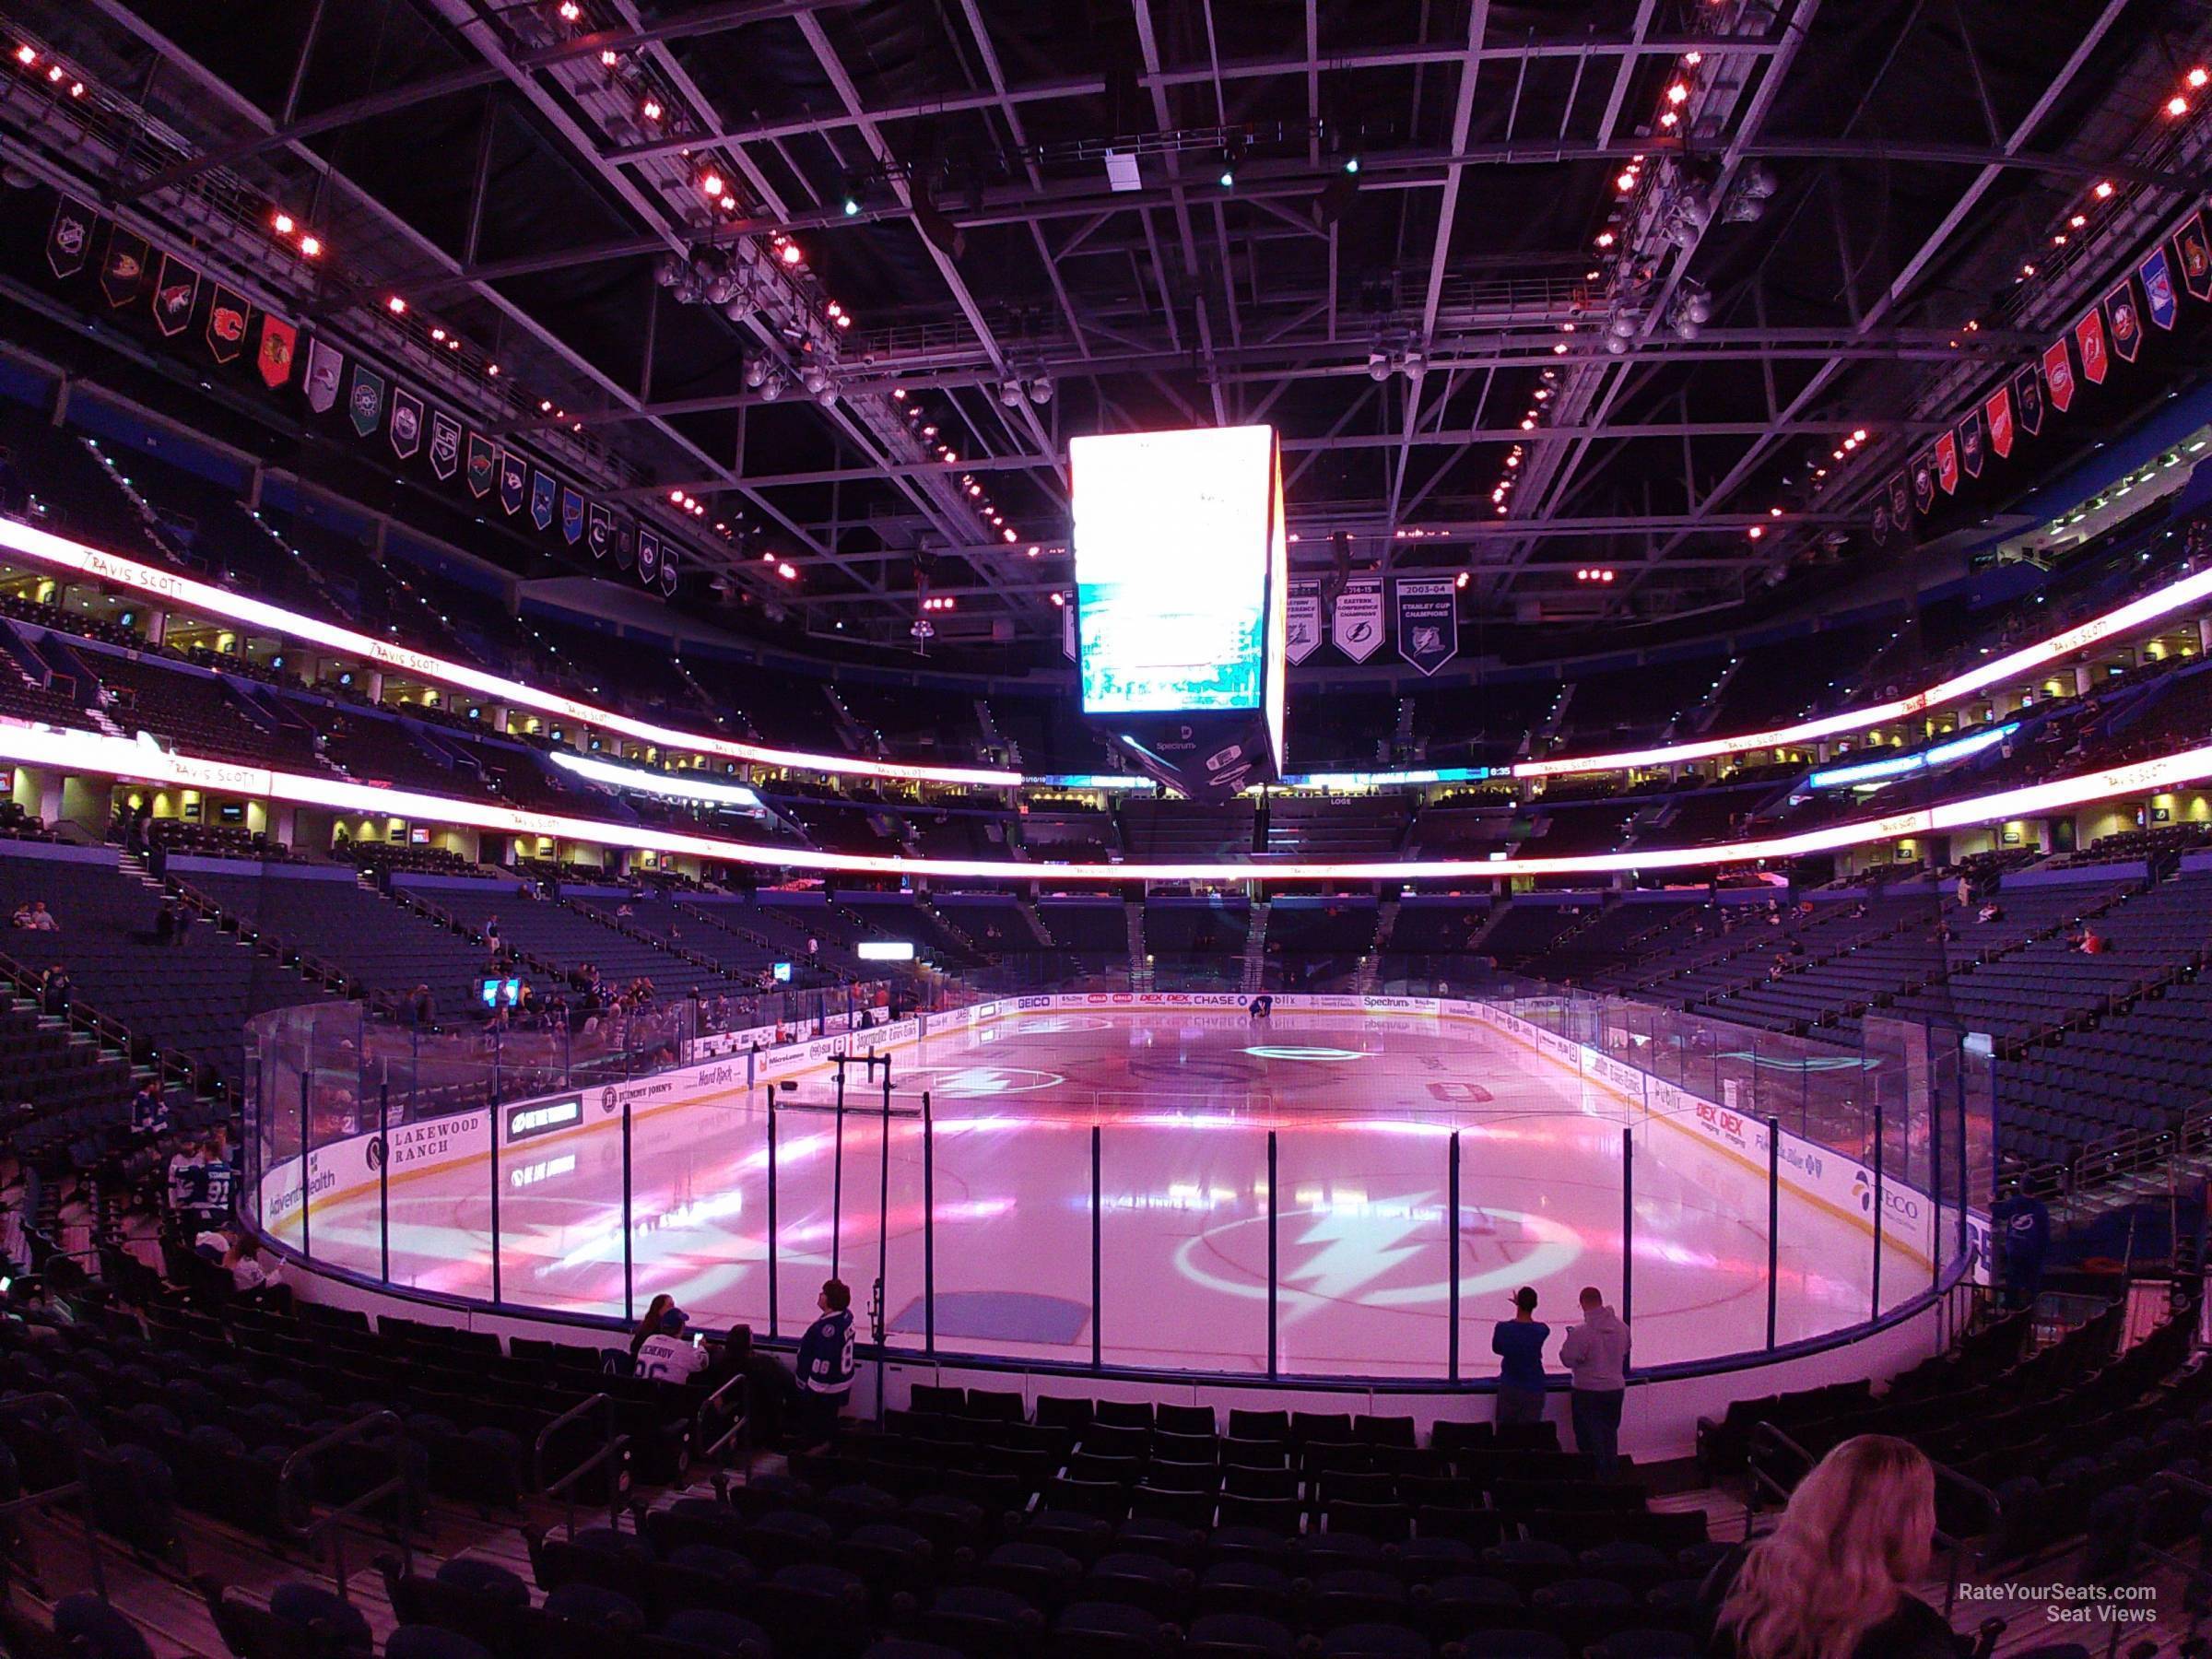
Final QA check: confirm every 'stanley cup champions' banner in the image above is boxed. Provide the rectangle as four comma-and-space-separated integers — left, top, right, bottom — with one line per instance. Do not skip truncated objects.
1394, 577, 1459, 676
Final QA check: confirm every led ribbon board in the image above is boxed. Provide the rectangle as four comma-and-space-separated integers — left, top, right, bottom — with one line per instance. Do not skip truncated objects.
7, 720, 2210, 885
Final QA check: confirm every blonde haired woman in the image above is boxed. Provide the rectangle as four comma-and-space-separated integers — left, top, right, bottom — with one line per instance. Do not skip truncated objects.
1703, 1434, 1959, 1659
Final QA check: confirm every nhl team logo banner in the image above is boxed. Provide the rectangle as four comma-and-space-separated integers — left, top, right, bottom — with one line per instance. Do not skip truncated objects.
2141, 247, 2179, 330
1393, 577, 1459, 677
1061, 594, 1077, 661
2074, 307, 2109, 384
1284, 578, 1322, 664
1888, 473, 1910, 527
303, 338, 342, 413
151, 253, 198, 337
1935, 430, 1959, 495
1911, 452, 1936, 512
2105, 277, 2142, 364
206, 288, 248, 365
256, 316, 297, 390
586, 502, 611, 559
530, 467, 557, 532
637, 530, 660, 582
1958, 410, 1984, 479
2013, 364, 2044, 435
2176, 212, 2212, 302
389, 389, 424, 460
1332, 576, 1384, 663
615, 526, 636, 571
466, 432, 498, 500
659, 548, 679, 595
347, 362, 385, 437
1984, 385, 2014, 459
1871, 499, 1890, 547
498, 452, 526, 515
2041, 339, 2075, 413
427, 411, 461, 481
559, 486, 584, 546
46, 196, 93, 279
100, 227, 148, 309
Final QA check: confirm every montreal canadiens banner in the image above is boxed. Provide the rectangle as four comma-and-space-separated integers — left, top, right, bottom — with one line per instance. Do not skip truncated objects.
1285, 579, 1322, 664
1394, 577, 1459, 676
1332, 577, 1384, 663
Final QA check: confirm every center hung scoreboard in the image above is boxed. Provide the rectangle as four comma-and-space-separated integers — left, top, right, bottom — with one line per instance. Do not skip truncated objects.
1069, 424, 1288, 799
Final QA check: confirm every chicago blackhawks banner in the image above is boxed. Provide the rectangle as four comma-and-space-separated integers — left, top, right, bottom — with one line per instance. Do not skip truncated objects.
1285, 578, 1322, 664
1332, 577, 1384, 663
1393, 577, 1459, 676
256, 317, 297, 390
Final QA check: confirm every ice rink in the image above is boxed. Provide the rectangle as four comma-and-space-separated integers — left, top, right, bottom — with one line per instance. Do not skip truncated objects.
274, 1005, 1930, 1378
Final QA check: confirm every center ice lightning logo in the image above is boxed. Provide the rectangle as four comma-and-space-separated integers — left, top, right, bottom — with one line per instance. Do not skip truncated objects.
1284, 1204, 1431, 1301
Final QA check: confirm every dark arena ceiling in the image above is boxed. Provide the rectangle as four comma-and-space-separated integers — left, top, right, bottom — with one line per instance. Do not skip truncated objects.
4, 0, 2212, 665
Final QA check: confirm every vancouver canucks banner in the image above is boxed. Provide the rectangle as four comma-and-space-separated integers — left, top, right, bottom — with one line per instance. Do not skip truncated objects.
1911, 452, 1935, 512
2013, 364, 2044, 436
1332, 576, 1384, 663
2176, 212, 2212, 302
1984, 385, 2014, 459
100, 227, 148, 308
2041, 339, 2075, 414
466, 433, 497, 500
659, 548, 678, 595
498, 452, 526, 515
530, 467, 557, 532
636, 530, 659, 582
151, 253, 197, 337
46, 196, 93, 279
559, 487, 584, 546
2141, 246, 2179, 330
2074, 307, 2109, 385
389, 389, 423, 460
1888, 474, 1909, 528
428, 412, 461, 482
1935, 430, 1959, 495
347, 362, 385, 438
1958, 410, 1984, 479
256, 316, 297, 390
1394, 577, 1459, 676
1285, 578, 1322, 664
303, 338, 342, 414
2104, 277, 2142, 364
587, 502, 611, 559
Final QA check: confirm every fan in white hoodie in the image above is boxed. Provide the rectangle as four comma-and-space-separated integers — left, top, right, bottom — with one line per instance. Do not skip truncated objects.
1560, 1288, 1631, 1477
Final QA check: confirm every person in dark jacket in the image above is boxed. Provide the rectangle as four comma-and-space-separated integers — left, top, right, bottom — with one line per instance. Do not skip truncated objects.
791, 1277, 855, 1449
1700, 1433, 1959, 1659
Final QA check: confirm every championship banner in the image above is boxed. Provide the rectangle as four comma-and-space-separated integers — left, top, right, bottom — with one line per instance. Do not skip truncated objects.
1911, 452, 1935, 512
389, 389, 423, 460
2105, 277, 2142, 363
466, 433, 498, 500
303, 338, 343, 414
587, 502, 611, 559
1393, 577, 1459, 676
1888, 474, 1910, 527
1285, 578, 1322, 664
2176, 212, 2212, 302
498, 452, 526, 515
100, 228, 148, 308
559, 487, 584, 546
151, 253, 198, 337
529, 467, 557, 532
1332, 576, 1384, 663
46, 196, 93, 279
2074, 308, 2108, 384
2041, 340, 2075, 414
1935, 430, 1959, 495
2141, 246, 2179, 330
347, 363, 385, 438
637, 530, 660, 582
1984, 385, 2014, 459
1958, 410, 1984, 479
659, 548, 678, 595
206, 288, 248, 365
256, 316, 297, 390
428, 411, 461, 481
2014, 364, 2044, 435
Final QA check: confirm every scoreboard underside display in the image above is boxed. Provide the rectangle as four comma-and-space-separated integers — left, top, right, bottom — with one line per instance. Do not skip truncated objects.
1070, 424, 1288, 799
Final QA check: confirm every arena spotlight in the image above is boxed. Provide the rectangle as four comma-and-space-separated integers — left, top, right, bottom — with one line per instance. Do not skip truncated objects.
300, 236, 322, 258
